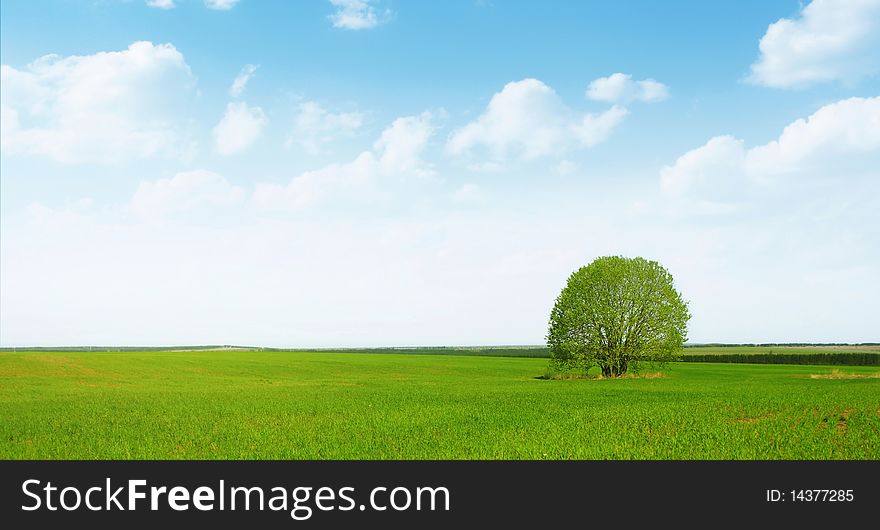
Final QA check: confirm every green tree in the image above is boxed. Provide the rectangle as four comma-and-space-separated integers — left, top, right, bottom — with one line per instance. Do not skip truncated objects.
547, 256, 690, 377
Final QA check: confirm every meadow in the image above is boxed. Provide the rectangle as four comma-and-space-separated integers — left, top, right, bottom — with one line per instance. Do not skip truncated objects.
1, 349, 878, 459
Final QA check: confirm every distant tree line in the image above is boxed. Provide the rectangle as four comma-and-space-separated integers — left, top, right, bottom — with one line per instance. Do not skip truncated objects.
680, 352, 879, 366
685, 343, 880, 347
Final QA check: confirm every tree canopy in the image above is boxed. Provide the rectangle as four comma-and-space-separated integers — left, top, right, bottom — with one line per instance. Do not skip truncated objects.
547, 256, 690, 377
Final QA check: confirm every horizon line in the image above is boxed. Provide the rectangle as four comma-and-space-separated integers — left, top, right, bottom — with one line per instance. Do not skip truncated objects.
2, 342, 879, 351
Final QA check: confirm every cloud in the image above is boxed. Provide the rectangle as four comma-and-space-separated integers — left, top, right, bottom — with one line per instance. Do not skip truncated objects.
660, 135, 748, 201
452, 183, 483, 204
572, 105, 629, 147
149, 0, 238, 10
212, 101, 267, 155
146, 0, 175, 9
0, 41, 195, 164
328, 0, 389, 30
229, 64, 258, 97
446, 78, 627, 161
465, 161, 504, 173
661, 97, 880, 202
373, 112, 436, 177
586, 73, 669, 103
6, 183, 878, 346
746, 96, 880, 177
205, 0, 239, 10
555, 159, 577, 175
131, 169, 244, 218
288, 101, 363, 154
254, 111, 435, 210
252, 152, 378, 210
748, 0, 880, 88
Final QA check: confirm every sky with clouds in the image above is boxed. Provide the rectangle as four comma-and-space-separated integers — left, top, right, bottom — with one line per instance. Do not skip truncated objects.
1, 0, 878, 347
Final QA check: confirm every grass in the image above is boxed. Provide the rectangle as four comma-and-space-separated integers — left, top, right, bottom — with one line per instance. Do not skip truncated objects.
808, 369, 880, 380
538, 370, 667, 380
1, 350, 878, 459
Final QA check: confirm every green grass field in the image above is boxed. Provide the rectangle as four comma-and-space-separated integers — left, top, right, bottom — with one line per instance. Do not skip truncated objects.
1, 349, 878, 459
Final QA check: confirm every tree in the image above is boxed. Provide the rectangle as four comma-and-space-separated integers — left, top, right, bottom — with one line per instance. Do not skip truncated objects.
546, 256, 690, 377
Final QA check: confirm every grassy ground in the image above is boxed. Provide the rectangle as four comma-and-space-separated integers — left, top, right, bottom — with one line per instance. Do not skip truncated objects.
1, 350, 878, 459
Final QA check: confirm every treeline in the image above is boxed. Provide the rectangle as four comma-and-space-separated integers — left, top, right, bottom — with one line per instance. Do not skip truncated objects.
681, 352, 879, 366
316, 346, 880, 365
4, 343, 876, 353
295, 346, 552, 358
685, 343, 880, 347
0, 345, 257, 352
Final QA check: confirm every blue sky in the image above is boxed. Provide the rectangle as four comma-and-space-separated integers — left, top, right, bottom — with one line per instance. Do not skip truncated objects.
1, 0, 878, 346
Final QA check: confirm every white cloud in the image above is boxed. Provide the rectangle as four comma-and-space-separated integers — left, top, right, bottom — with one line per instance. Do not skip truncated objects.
452, 183, 483, 204
146, 0, 175, 9
254, 111, 435, 210
0, 41, 195, 164
465, 161, 505, 173
447, 79, 566, 160
374, 111, 435, 177
746, 96, 880, 177
446, 78, 627, 161
660, 135, 748, 200
131, 169, 244, 218
252, 152, 378, 210
586, 73, 669, 103
638, 79, 669, 102
229, 64, 258, 97
288, 101, 363, 154
329, 0, 388, 30
5, 184, 878, 346
212, 101, 267, 155
572, 105, 629, 147
661, 97, 880, 201
555, 159, 577, 175
748, 0, 880, 88
205, 0, 239, 10
149, 0, 238, 10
